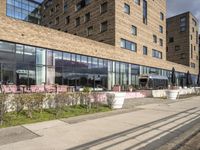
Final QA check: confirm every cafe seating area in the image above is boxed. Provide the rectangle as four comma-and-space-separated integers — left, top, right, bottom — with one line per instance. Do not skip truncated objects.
0, 84, 75, 94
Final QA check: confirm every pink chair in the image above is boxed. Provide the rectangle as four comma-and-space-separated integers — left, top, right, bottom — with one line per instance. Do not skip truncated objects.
45, 85, 56, 93
9, 85, 20, 94
30, 85, 45, 93
2, 85, 12, 93
57, 85, 68, 93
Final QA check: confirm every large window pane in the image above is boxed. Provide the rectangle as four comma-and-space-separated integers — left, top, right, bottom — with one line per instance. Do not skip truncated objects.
36, 66, 45, 85
2, 64, 15, 84
36, 48, 46, 65
24, 46, 35, 64
0, 41, 15, 62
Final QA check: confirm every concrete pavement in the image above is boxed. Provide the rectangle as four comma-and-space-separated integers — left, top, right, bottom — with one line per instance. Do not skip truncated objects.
0, 96, 200, 150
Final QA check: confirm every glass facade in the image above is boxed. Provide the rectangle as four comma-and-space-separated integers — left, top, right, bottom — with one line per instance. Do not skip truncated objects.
0, 41, 197, 90
6, 0, 41, 24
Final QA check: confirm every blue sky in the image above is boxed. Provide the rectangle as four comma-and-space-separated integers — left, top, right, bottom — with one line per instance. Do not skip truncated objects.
167, 0, 200, 30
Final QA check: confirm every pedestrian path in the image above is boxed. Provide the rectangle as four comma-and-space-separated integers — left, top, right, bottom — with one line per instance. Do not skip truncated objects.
0, 96, 199, 150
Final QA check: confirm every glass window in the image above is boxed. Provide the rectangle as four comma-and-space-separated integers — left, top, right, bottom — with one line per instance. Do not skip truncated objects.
124, 3, 130, 15
143, 0, 147, 24
143, 46, 148, 55
75, 17, 80, 26
85, 12, 90, 22
54, 51, 62, 67
153, 35, 157, 43
2, 64, 15, 84
36, 48, 46, 65
134, 0, 140, 5
36, 66, 46, 85
120, 39, 137, 52
152, 49, 162, 59
24, 46, 35, 64
101, 21, 108, 32
160, 12, 164, 20
81, 56, 87, 63
63, 52, 71, 61
159, 25, 163, 33
16, 44, 24, 62
0, 41, 15, 63
87, 26, 93, 36
131, 25, 137, 35
6, 0, 41, 24
100, 2, 108, 14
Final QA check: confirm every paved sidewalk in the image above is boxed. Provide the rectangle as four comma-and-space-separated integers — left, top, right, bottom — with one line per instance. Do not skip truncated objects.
0, 96, 200, 150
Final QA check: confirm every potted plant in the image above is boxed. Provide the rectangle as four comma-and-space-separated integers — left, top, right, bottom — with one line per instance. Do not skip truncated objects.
166, 67, 179, 100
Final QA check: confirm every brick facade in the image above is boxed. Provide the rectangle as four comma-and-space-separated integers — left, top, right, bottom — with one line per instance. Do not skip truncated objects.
0, 0, 199, 75
167, 12, 199, 70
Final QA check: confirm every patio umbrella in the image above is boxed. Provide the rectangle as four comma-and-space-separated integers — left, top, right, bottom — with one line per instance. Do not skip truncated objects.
197, 72, 200, 87
171, 67, 176, 86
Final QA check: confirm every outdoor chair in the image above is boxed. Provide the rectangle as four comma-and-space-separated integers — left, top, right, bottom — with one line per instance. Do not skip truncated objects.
56, 85, 68, 93
45, 84, 56, 93
30, 85, 45, 93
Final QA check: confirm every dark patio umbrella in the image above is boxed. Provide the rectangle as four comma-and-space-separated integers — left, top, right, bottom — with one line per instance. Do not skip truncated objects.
171, 67, 176, 86
197, 72, 200, 87
186, 71, 192, 88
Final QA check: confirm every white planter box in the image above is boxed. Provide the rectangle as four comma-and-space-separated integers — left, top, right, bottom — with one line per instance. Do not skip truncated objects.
166, 90, 179, 100
108, 92, 126, 109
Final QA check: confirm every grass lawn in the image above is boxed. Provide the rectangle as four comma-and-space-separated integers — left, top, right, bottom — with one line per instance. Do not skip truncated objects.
0, 105, 111, 128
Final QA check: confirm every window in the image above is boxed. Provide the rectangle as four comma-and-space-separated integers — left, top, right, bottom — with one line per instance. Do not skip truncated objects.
159, 25, 163, 33
120, 39, 137, 52
180, 16, 186, 32
180, 53, 186, 59
169, 37, 174, 43
143, 46, 148, 55
192, 27, 195, 33
55, 4, 60, 12
87, 26, 93, 36
153, 35, 157, 43
75, 17, 80, 26
159, 39, 163, 46
100, 21, 108, 32
192, 18, 197, 26
65, 16, 70, 24
191, 44, 193, 59
6, 0, 41, 24
175, 45, 180, 51
134, 0, 140, 5
152, 49, 162, 59
55, 17, 59, 25
124, 3, 130, 15
85, 12, 90, 22
143, 0, 147, 24
191, 63, 195, 68
75, 0, 91, 11
50, 8, 54, 16
64, 1, 68, 12
131, 25, 137, 35
160, 12, 164, 21
100, 2, 108, 14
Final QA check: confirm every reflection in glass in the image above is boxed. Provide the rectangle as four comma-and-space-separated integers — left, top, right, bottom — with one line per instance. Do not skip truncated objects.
36, 48, 46, 65
36, 66, 45, 85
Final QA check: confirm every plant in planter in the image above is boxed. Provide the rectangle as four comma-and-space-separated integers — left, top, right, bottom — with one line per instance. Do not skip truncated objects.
166, 67, 179, 100
0, 93, 7, 126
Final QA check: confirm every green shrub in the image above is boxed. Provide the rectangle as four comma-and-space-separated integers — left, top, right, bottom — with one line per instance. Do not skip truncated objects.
106, 93, 115, 109
0, 94, 7, 125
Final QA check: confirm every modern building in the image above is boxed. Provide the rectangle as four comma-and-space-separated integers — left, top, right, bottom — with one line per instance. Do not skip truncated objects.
167, 12, 199, 70
0, 0, 199, 90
